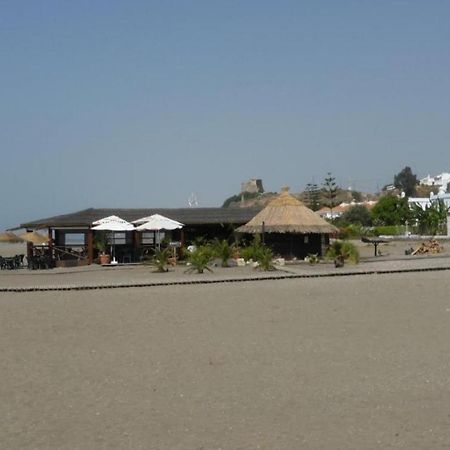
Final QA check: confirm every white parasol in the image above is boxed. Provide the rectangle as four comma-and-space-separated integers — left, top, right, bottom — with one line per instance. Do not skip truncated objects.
134, 214, 184, 249
92, 215, 134, 263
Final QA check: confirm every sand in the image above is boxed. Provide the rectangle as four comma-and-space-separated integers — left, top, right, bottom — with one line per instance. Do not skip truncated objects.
0, 242, 27, 257
1, 272, 450, 449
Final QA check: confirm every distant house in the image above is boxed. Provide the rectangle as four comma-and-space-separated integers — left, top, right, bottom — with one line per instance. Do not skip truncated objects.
408, 192, 450, 210
316, 201, 377, 220
419, 172, 450, 191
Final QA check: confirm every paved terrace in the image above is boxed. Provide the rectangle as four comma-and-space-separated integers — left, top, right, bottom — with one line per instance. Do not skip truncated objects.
1, 253, 450, 292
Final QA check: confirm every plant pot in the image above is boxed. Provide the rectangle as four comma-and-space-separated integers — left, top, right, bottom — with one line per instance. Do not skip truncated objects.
99, 254, 111, 265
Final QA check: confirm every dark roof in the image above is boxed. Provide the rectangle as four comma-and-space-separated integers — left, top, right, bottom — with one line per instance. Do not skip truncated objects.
19, 207, 262, 229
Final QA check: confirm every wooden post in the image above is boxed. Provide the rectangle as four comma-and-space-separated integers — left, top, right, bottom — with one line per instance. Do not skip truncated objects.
48, 228, 53, 261
26, 228, 33, 262
87, 229, 94, 264
179, 229, 185, 258
133, 230, 140, 261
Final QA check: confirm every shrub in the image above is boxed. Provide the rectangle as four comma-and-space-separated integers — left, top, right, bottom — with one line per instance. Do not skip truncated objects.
254, 246, 275, 271
211, 239, 235, 267
326, 240, 360, 264
185, 245, 214, 274
337, 224, 364, 239
240, 237, 264, 262
371, 225, 405, 236
152, 247, 171, 272
306, 253, 320, 264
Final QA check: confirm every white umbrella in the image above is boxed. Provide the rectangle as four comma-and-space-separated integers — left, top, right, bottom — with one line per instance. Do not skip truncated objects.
135, 214, 184, 250
92, 215, 135, 229
132, 213, 184, 228
92, 216, 134, 263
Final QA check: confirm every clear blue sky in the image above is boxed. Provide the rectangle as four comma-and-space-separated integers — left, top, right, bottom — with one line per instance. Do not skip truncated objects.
2, 0, 450, 229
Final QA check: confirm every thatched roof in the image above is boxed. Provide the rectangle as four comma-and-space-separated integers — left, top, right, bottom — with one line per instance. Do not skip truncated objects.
0, 232, 23, 243
18, 231, 50, 245
236, 187, 338, 234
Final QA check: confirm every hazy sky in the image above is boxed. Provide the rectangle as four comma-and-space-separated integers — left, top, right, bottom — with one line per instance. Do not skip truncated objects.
2, 1, 450, 229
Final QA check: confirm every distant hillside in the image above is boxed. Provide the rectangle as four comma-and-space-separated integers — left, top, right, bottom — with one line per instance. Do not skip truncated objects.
222, 192, 278, 208
222, 188, 377, 209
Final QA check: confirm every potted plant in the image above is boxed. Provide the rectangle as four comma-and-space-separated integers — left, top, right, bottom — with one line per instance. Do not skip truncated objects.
326, 240, 359, 267
93, 232, 111, 265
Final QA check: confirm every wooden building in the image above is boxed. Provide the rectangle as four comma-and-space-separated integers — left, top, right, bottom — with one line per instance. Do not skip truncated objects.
236, 187, 338, 259
19, 207, 261, 266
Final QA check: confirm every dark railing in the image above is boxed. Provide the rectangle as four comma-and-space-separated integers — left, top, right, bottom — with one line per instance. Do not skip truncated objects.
0, 254, 25, 270
53, 246, 88, 260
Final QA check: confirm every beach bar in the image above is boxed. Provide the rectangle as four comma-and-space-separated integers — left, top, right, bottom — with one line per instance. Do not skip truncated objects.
18, 207, 261, 267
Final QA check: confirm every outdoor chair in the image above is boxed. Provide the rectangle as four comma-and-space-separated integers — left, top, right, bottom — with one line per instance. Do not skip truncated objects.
27, 256, 40, 270
12, 255, 24, 269
1, 257, 16, 270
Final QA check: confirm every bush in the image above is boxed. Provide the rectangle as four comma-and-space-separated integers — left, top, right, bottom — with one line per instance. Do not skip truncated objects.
371, 225, 405, 236
240, 237, 264, 262
185, 245, 214, 274
326, 240, 359, 264
306, 253, 320, 264
254, 246, 275, 271
337, 224, 365, 239
211, 239, 235, 267
152, 247, 171, 272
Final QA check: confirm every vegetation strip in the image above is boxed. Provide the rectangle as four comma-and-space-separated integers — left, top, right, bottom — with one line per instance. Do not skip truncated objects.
2, 265, 450, 293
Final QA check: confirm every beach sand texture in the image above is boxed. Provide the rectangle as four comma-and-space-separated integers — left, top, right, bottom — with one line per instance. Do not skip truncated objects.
1, 272, 450, 449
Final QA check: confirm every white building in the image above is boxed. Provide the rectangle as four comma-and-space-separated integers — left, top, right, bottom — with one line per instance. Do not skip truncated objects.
408, 191, 450, 210
408, 191, 450, 236
419, 172, 450, 191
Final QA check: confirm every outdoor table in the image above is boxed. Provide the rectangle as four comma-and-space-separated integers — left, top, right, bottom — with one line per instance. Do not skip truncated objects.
361, 236, 389, 257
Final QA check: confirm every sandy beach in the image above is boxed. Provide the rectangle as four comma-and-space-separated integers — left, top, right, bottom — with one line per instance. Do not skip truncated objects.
1, 271, 450, 449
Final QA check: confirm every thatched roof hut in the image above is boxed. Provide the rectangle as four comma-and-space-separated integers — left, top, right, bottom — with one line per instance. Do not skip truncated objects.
236, 187, 338, 235
0, 232, 23, 243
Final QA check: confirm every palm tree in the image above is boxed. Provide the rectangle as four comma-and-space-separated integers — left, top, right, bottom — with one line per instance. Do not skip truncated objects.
185, 246, 213, 274
153, 247, 171, 272
212, 239, 235, 267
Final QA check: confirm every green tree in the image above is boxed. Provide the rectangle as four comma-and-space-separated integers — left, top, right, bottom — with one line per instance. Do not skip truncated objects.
350, 190, 363, 202
323, 172, 338, 212
394, 166, 418, 197
304, 183, 321, 211
371, 195, 410, 226
340, 205, 372, 226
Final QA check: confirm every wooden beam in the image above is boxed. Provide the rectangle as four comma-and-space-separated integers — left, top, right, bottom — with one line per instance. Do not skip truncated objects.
87, 229, 94, 264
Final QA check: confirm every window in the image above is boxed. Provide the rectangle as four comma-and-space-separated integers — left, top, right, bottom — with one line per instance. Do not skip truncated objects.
141, 232, 165, 245
64, 233, 86, 246
111, 232, 126, 245
142, 232, 154, 245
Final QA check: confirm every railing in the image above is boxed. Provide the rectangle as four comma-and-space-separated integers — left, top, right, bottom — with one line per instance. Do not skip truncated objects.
53, 246, 88, 260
